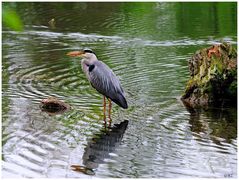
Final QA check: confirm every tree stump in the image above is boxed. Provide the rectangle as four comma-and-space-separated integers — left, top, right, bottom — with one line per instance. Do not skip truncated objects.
181, 42, 237, 108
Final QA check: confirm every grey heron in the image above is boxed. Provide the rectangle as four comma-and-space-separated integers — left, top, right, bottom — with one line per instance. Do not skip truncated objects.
67, 49, 128, 121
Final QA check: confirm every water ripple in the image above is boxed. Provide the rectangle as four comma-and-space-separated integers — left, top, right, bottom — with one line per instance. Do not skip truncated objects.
3, 30, 237, 47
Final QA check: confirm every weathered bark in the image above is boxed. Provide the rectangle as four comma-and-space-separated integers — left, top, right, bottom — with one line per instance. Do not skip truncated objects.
181, 42, 237, 108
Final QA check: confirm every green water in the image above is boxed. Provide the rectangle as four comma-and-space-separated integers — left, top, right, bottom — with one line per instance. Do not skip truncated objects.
2, 2, 237, 178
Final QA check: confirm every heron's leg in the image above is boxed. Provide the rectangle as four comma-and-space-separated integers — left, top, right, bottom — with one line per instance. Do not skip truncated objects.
108, 98, 112, 127
103, 96, 107, 128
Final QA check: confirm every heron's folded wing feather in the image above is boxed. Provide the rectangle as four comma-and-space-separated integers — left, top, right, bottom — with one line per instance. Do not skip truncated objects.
89, 61, 128, 109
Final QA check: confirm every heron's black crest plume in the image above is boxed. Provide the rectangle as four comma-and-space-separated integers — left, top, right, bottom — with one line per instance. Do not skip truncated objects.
83, 49, 95, 54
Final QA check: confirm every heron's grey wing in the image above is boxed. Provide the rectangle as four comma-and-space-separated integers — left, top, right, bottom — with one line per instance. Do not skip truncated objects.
89, 61, 128, 109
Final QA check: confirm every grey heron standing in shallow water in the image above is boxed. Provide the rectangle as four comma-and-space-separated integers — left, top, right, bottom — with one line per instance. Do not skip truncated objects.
67, 49, 128, 122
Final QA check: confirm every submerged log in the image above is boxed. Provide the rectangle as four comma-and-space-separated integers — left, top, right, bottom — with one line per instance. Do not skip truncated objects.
181, 42, 237, 108
40, 96, 70, 115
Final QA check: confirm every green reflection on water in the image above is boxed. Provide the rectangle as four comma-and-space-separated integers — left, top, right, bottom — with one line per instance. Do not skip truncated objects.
175, 2, 237, 37
2, 2, 237, 39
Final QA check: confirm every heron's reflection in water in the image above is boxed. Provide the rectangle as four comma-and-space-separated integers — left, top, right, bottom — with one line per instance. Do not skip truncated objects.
71, 120, 129, 175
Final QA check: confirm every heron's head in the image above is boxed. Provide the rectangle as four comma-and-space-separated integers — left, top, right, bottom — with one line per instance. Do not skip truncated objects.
67, 48, 97, 61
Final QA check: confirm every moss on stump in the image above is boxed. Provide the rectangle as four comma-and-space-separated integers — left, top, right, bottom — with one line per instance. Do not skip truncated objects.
181, 42, 237, 108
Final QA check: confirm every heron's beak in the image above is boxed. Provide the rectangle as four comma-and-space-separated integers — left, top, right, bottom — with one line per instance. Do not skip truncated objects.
66, 51, 85, 57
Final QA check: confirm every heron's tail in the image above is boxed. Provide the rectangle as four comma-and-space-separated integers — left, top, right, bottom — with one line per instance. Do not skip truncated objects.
112, 93, 128, 109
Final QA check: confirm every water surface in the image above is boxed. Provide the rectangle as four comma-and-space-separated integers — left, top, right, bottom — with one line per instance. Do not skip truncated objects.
2, 2, 237, 178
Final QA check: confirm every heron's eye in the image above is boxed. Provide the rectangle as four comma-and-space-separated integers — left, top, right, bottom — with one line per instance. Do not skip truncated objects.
88, 64, 95, 72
